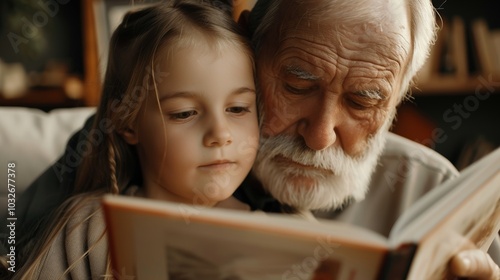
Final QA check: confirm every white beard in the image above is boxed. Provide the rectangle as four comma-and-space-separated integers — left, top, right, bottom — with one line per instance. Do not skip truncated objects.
252, 119, 391, 211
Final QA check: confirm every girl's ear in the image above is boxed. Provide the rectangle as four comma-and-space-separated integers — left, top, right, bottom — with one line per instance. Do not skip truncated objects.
120, 126, 139, 145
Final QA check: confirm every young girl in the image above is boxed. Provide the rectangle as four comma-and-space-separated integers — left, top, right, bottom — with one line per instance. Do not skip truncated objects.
9, 1, 258, 278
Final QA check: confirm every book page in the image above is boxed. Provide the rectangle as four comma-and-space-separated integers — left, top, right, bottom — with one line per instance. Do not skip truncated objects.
407, 172, 500, 280
104, 196, 390, 280
390, 147, 500, 243
398, 148, 500, 280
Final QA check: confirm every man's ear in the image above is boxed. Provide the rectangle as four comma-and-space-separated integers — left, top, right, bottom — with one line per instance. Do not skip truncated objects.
120, 126, 139, 145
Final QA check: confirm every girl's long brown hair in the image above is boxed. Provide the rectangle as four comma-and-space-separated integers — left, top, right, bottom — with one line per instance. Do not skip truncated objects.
10, 1, 253, 279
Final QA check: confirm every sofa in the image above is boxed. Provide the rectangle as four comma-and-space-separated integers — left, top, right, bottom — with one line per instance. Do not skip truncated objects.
0, 106, 96, 205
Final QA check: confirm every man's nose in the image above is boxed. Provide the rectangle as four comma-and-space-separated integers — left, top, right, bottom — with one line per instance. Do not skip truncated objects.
297, 100, 338, 151
203, 117, 233, 147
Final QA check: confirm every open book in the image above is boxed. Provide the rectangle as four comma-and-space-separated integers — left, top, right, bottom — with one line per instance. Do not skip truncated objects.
102, 147, 500, 280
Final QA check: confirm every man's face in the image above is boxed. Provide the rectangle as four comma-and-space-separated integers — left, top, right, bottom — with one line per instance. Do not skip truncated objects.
253, 2, 411, 210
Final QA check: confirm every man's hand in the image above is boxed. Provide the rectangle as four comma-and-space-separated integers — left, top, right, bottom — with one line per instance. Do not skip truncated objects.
450, 249, 500, 280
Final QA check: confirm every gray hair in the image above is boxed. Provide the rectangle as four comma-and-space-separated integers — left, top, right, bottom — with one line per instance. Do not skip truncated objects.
252, 0, 438, 101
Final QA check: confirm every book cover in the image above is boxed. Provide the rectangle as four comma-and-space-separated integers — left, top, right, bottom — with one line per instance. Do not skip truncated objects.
103, 148, 500, 280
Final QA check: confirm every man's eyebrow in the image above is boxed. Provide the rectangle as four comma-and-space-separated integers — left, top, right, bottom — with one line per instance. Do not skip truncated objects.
284, 65, 320, 81
355, 89, 387, 100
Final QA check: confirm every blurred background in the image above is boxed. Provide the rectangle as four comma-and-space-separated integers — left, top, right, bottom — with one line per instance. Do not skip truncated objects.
392, 0, 500, 169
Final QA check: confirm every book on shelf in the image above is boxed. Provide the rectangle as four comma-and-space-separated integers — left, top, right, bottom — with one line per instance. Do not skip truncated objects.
102, 147, 500, 280
434, 16, 468, 77
471, 19, 498, 77
451, 16, 468, 79
489, 29, 500, 76
415, 18, 448, 84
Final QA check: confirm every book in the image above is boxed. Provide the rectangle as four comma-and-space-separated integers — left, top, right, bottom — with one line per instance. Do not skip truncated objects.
490, 29, 500, 77
102, 147, 500, 280
471, 19, 496, 76
414, 18, 448, 84
451, 16, 468, 79
455, 136, 497, 171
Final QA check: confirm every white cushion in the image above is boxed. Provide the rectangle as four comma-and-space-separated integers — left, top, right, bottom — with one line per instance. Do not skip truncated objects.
0, 106, 96, 200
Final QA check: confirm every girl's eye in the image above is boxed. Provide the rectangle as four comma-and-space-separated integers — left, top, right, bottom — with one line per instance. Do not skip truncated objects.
170, 110, 197, 120
226, 107, 251, 115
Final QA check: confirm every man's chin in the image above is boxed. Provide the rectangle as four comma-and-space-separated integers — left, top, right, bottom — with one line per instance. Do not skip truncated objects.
282, 175, 318, 189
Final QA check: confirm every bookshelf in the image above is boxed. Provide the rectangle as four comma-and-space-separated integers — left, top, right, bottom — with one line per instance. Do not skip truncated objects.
412, 17, 500, 95
393, 0, 500, 169
413, 76, 497, 95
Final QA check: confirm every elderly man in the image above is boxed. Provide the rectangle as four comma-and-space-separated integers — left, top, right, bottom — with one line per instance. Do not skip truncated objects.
3, 0, 499, 278
233, 0, 500, 278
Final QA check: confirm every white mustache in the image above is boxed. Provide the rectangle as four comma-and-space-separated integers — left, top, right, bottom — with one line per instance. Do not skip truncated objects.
256, 135, 367, 176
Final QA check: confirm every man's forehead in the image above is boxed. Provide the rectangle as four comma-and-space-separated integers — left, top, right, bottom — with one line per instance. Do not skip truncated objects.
276, 0, 410, 35
272, 0, 411, 60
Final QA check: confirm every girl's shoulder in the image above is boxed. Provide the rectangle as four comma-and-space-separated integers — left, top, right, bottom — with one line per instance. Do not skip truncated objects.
62, 195, 109, 278
63, 193, 106, 238
17, 193, 110, 279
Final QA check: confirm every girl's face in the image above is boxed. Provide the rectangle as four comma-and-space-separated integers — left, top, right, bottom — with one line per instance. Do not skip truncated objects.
128, 42, 258, 206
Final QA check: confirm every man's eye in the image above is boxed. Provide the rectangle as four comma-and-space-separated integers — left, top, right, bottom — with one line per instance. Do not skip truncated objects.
226, 107, 251, 115
347, 100, 367, 110
284, 83, 317, 95
347, 98, 379, 111
347, 90, 385, 111
170, 110, 197, 120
